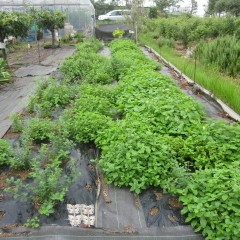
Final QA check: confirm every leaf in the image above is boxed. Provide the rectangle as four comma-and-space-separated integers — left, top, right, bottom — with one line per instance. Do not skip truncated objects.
200, 217, 207, 228
222, 194, 228, 201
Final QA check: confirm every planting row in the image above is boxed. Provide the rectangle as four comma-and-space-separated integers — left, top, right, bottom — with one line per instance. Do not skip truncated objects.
1, 38, 240, 239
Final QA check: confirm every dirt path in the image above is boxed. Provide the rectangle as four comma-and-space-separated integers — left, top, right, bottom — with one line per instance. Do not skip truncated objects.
0, 45, 75, 138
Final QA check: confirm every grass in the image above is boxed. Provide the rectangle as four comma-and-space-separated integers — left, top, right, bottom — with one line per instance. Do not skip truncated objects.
139, 34, 240, 115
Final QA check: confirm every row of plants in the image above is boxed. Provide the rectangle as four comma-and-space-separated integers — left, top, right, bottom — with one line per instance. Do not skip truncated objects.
1, 38, 116, 222
63, 38, 240, 239
103, 40, 240, 240
143, 16, 240, 47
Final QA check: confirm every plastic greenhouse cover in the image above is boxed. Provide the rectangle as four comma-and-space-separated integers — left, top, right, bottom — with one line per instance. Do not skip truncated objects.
0, 0, 93, 6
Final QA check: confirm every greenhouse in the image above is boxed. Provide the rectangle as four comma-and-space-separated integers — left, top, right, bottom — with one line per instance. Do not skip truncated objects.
0, 0, 95, 37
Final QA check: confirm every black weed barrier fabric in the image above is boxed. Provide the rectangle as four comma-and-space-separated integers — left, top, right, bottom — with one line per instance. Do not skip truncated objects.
0, 143, 98, 227
140, 189, 186, 228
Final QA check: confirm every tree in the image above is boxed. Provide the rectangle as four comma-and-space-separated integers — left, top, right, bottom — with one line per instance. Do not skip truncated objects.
36, 9, 66, 47
214, 0, 226, 16
149, 7, 158, 18
190, 0, 198, 15
0, 11, 32, 60
227, 0, 240, 16
207, 0, 218, 15
207, 0, 240, 16
154, 0, 182, 14
127, 0, 146, 43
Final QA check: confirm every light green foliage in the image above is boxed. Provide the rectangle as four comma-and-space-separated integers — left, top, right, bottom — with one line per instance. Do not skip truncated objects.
177, 121, 240, 170
110, 39, 161, 79
0, 139, 14, 166
30, 78, 71, 117
196, 35, 240, 78
97, 39, 240, 239
178, 164, 240, 239
112, 29, 125, 38
63, 110, 112, 143
61, 83, 118, 143
23, 118, 55, 142
76, 38, 103, 53
11, 113, 23, 132
116, 68, 204, 136
97, 119, 184, 194
0, 59, 11, 83
61, 40, 113, 84
24, 217, 40, 228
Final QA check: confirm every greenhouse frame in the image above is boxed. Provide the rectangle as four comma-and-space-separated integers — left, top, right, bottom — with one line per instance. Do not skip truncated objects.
0, 0, 95, 38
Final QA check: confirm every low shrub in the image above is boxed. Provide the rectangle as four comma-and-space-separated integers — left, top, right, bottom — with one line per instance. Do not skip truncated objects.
0, 59, 11, 84
178, 164, 240, 239
63, 110, 112, 143
0, 139, 14, 166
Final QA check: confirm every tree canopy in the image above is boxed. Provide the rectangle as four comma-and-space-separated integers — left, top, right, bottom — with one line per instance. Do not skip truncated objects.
35, 9, 66, 46
154, 0, 182, 13
0, 11, 32, 59
208, 0, 240, 16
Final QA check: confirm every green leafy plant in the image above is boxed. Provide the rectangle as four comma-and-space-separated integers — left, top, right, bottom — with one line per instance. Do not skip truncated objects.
63, 110, 112, 143
10, 139, 31, 170
196, 35, 240, 77
178, 163, 240, 239
112, 28, 125, 38
0, 59, 11, 83
62, 50, 114, 84
22, 118, 55, 142
0, 139, 14, 166
11, 113, 23, 132
24, 217, 40, 228
97, 118, 185, 194
5, 146, 78, 216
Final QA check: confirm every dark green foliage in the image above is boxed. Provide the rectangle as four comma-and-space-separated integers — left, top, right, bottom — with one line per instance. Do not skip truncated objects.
196, 35, 240, 77
11, 113, 23, 132
24, 217, 40, 228
148, 7, 158, 18
5, 139, 76, 216
143, 16, 240, 47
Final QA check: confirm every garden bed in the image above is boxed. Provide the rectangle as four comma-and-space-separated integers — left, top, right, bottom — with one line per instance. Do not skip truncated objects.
0, 38, 239, 240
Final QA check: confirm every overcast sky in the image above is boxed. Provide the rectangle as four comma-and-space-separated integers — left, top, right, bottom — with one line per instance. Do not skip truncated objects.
181, 0, 208, 16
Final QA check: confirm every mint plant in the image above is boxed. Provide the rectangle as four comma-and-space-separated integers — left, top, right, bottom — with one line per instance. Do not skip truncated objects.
0, 139, 14, 166
24, 217, 40, 228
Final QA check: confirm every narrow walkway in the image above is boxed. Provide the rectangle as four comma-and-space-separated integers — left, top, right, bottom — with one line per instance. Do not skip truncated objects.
0, 46, 75, 138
